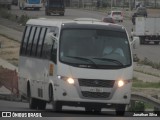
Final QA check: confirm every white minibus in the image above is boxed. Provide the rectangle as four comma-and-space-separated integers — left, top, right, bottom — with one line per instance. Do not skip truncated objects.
18, 18, 134, 116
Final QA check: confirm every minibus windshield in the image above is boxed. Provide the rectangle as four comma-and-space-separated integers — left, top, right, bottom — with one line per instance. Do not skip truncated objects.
59, 29, 131, 69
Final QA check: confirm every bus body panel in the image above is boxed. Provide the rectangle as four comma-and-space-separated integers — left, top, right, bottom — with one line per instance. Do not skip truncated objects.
54, 63, 132, 104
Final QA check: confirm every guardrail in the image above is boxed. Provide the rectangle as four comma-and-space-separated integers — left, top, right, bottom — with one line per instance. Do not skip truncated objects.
131, 92, 160, 109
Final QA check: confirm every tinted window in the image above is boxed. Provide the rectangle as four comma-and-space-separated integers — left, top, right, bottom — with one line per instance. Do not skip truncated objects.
37, 28, 47, 57
20, 27, 27, 55
32, 27, 41, 56
60, 29, 131, 69
26, 27, 36, 56
41, 28, 52, 59
22, 26, 32, 55
113, 12, 121, 15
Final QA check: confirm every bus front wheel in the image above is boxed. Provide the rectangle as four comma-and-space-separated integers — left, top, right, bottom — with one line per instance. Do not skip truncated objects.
115, 104, 126, 116
52, 101, 62, 112
49, 85, 62, 112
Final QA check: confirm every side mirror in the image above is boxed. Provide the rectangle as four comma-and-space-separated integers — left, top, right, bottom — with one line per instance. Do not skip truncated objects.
45, 32, 58, 47
131, 37, 140, 49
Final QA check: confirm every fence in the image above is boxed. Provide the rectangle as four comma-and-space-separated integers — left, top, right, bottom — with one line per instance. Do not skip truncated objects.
0, 66, 18, 95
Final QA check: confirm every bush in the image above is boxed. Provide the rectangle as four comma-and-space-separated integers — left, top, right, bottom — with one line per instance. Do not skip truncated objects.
0, 8, 29, 26
128, 101, 145, 112
18, 14, 29, 26
138, 57, 160, 70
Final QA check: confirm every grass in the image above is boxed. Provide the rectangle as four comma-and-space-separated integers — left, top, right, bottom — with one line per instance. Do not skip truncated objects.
144, 102, 154, 110
137, 57, 160, 70
0, 33, 19, 43
132, 77, 160, 88
134, 69, 160, 78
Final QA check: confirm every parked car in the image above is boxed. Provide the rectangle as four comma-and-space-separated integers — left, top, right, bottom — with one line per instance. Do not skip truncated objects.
107, 11, 123, 22
134, 7, 147, 17
102, 17, 115, 23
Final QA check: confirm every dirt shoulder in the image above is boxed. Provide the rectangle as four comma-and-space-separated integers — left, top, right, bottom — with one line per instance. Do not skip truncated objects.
0, 35, 20, 66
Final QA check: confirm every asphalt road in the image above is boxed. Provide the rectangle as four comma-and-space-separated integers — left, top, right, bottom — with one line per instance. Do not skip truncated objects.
0, 100, 159, 119
0, 100, 123, 117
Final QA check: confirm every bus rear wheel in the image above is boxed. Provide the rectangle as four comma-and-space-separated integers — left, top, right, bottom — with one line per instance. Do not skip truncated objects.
27, 84, 38, 109
37, 100, 46, 110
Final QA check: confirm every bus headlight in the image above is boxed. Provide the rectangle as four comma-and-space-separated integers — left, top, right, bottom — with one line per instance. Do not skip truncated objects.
67, 78, 75, 84
58, 76, 75, 85
118, 80, 124, 87
117, 79, 131, 87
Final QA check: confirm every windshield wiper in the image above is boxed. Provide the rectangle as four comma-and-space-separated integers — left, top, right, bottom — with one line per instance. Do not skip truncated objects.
66, 56, 98, 68
93, 57, 124, 66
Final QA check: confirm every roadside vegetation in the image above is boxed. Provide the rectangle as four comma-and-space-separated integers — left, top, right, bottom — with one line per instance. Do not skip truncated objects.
132, 77, 160, 88
0, 8, 30, 26
137, 57, 160, 70
134, 69, 160, 78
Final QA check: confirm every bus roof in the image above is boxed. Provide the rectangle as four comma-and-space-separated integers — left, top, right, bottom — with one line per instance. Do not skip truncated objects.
26, 18, 125, 32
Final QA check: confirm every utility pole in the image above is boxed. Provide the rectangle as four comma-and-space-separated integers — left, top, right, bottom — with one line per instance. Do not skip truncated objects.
129, 0, 131, 11
111, 0, 113, 11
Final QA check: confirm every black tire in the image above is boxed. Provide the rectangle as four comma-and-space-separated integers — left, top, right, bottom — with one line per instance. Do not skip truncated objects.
52, 101, 62, 112
140, 37, 145, 45
115, 104, 126, 116
59, 13, 64, 16
45, 11, 50, 16
28, 84, 38, 109
29, 98, 38, 109
93, 107, 101, 114
154, 41, 159, 45
37, 100, 46, 110
49, 85, 62, 112
85, 107, 93, 112
34, 8, 40, 11
8, 5, 11, 10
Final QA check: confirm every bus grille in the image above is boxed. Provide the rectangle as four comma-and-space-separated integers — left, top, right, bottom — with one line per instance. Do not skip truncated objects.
78, 79, 115, 98
81, 91, 110, 98
78, 79, 115, 88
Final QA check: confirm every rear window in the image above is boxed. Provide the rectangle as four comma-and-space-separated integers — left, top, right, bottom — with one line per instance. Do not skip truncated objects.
103, 18, 112, 22
137, 7, 146, 12
112, 12, 121, 15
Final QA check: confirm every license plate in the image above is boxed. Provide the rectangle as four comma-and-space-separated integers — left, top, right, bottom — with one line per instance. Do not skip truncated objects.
90, 87, 103, 92
81, 87, 103, 93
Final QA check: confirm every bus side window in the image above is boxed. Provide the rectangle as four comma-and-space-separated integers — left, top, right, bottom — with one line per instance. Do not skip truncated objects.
26, 26, 36, 56
41, 30, 53, 59
21, 26, 31, 55
37, 27, 47, 57
32, 27, 41, 57
20, 26, 27, 55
